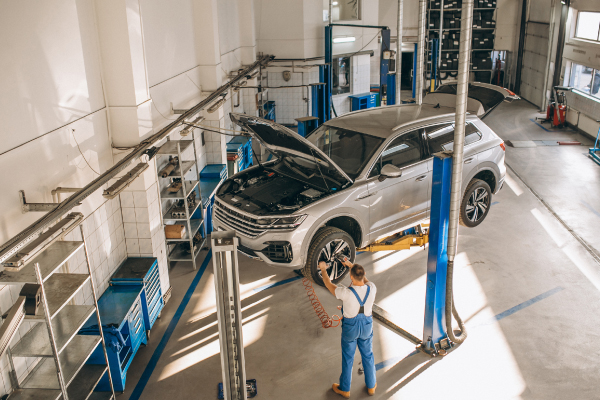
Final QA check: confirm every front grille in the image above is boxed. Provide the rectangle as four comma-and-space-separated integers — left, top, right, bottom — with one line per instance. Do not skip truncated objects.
213, 200, 268, 238
260, 242, 293, 263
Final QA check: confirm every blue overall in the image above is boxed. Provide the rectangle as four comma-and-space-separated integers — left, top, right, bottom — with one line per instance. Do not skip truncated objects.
339, 285, 376, 392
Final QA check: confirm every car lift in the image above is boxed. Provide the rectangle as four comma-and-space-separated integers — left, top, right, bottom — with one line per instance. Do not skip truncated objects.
358, 152, 456, 356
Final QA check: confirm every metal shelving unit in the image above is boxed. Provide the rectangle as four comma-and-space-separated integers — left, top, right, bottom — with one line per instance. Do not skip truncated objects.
426, 0, 498, 86
157, 133, 206, 270
0, 224, 115, 400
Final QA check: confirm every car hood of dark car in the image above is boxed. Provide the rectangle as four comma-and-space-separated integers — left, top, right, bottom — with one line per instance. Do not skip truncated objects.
229, 113, 353, 186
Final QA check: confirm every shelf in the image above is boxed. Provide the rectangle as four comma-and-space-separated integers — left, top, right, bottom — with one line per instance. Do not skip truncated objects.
163, 160, 195, 178
163, 200, 202, 222
21, 335, 101, 390
67, 364, 108, 400
45, 274, 91, 319
157, 140, 194, 156
0, 241, 84, 285
10, 365, 109, 400
12, 305, 96, 357
168, 240, 204, 261
165, 218, 204, 243
160, 180, 199, 200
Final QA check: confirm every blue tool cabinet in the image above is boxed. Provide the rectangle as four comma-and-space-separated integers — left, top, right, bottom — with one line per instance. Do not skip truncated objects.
110, 257, 164, 335
80, 286, 146, 392
200, 164, 227, 234
227, 136, 253, 171
349, 92, 378, 111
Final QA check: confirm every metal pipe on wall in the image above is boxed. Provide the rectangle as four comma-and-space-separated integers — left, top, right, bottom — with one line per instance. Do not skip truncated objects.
329, 0, 333, 25
396, 0, 403, 104
415, 0, 427, 104
445, 0, 474, 345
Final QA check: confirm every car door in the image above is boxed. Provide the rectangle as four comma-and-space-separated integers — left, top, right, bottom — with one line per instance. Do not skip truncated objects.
368, 128, 431, 239
423, 122, 483, 216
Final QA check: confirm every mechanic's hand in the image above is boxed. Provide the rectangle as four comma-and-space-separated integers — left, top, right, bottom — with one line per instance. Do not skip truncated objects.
318, 261, 328, 271
341, 257, 353, 268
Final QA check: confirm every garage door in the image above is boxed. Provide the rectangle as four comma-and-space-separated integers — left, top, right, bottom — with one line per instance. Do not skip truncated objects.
520, 21, 549, 107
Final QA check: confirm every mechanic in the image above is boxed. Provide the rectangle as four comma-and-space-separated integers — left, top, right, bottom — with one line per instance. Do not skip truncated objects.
319, 258, 377, 398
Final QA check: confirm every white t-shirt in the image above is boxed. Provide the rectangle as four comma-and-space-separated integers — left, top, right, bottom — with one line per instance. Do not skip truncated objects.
335, 282, 377, 318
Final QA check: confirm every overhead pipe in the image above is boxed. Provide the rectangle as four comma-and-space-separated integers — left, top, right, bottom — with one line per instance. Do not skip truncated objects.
0, 54, 273, 264
445, 0, 473, 345
396, 0, 403, 104
415, 0, 427, 104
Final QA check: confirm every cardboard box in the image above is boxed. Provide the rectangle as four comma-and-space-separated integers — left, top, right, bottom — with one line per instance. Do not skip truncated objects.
165, 224, 187, 239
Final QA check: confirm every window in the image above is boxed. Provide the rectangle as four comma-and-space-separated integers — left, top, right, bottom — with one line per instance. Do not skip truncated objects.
575, 12, 600, 42
323, 0, 361, 22
306, 125, 384, 180
332, 57, 351, 95
568, 62, 600, 99
369, 130, 424, 177
426, 123, 482, 153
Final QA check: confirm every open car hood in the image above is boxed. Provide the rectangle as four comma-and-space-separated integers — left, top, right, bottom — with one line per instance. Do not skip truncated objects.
423, 82, 520, 118
229, 113, 353, 186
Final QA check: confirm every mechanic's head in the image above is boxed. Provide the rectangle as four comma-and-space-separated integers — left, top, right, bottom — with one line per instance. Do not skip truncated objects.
350, 264, 365, 284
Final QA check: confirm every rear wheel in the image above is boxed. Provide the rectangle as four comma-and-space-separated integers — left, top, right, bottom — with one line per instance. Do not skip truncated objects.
302, 226, 355, 286
459, 179, 492, 227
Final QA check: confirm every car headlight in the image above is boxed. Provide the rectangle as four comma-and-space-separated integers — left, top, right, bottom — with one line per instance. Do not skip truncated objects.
272, 215, 307, 229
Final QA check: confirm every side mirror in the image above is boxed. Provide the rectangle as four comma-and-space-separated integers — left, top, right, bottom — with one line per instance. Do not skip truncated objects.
378, 164, 402, 182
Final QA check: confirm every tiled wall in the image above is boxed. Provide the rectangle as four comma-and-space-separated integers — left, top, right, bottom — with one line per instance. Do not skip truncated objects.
332, 54, 372, 116
265, 70, 312, 125
0, 197, 127, 395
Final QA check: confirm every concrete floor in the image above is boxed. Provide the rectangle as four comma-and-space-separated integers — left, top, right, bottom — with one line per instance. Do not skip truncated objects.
120, 101, 600, 400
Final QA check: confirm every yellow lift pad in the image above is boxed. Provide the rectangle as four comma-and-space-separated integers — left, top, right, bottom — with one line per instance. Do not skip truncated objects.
358, 224, 429, 252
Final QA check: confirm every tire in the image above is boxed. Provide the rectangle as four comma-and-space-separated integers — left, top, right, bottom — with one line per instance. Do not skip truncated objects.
302, 226, 355, 286
459, 179, 492, 228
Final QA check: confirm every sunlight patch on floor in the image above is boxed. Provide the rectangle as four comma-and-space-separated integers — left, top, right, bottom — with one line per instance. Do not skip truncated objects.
505, 171, 524, 196
373, 253, 525, 399
531, 207, 600, 291
158, 308, 270, 381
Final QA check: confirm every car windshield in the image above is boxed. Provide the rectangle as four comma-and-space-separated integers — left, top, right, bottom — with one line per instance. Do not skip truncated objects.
305, 126, 384, 180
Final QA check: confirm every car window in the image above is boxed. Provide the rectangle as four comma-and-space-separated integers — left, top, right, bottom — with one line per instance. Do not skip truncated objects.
305, 125, 384, 180
369, 129, 425, 177
426, 123, 482, 154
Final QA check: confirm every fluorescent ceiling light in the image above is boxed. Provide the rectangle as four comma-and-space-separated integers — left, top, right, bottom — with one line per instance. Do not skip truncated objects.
333, 36, 356, 43
333, 1, 339, 5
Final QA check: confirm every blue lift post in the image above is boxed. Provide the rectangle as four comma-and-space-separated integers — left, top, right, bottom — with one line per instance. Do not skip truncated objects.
422, 152, 452, 354
412, 43, 418, 99
366, 152, 453, 356
380, 29, 392, 105
590, 123, 600, 166
324, 25, 333, 123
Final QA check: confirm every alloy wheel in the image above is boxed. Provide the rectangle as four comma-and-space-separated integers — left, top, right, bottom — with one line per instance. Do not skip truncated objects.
317, 239, 351, 280
465, 187, 490, 223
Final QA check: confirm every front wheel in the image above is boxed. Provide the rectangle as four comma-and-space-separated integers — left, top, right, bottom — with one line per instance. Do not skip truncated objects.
459, 179, 492, 227
302, 226, 355, 286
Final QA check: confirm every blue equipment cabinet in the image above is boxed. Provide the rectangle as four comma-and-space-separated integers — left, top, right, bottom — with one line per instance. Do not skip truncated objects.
349, 92, 378, 111
200, 164, 227, 234
110, 257, 164, 335
295, 116, 319, 137
226, 136, 253, 175
80, 286, 146, 392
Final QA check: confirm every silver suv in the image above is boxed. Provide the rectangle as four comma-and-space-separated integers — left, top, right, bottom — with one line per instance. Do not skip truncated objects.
214, 83, 517, 284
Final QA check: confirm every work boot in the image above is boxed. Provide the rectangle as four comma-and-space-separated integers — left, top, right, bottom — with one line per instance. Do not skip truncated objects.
332, 383, 350, 398
367, 383, 377, 396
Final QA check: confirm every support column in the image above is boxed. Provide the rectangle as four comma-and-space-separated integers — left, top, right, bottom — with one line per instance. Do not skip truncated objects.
94, 0, 169, 293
